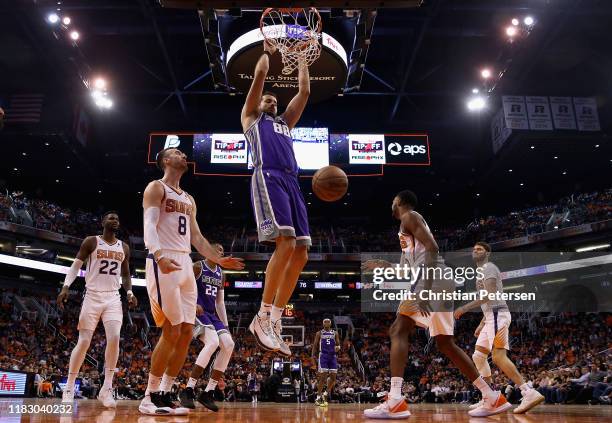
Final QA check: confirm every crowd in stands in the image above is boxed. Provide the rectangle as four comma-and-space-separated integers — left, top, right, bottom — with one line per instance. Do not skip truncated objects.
1, 286, 610, 405
1, 187, 610, 254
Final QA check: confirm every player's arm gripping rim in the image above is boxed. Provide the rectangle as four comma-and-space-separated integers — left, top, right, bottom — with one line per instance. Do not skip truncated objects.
454, 277, 498, 320
56, 236, 97, 310
401, 211, 440, 316
215, 270, 229, 327
281, 58, 310, 130
241, 40, 276, 131
186, 194, 245, 271
121, 242, 137, 308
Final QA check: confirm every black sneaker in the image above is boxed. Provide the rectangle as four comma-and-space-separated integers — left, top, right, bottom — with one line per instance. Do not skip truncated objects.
197, 390, 219, 412
161, 391, 190, 415
179, 387, 196, 409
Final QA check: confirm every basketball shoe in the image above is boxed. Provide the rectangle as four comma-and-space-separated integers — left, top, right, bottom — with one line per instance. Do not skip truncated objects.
513, 388, 545, 414
97, 386, 116, 408
468, 391, 512, 417
363, 397, 411, 419
272, 319, 291, 357
249, 312, 280, 352
61, 388, 74, 404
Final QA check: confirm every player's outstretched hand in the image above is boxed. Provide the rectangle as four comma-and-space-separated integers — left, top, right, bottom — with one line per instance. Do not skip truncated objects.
196, 304, 204, 316
158, 257, 182, 274
127, 292, 138, 308
218, 255, 245, 270
57, 287, 69, 311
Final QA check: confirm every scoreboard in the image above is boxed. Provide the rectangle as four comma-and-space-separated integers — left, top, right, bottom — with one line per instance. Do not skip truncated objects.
148, 129, 430, 176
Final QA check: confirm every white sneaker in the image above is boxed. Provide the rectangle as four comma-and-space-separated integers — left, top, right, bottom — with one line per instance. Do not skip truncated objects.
513, 388, 545, 414
97, 386, 117, 408
468, 391, 512, 417
363, 397, 411, 419
468, 399, 484, 409
249, 312, 280, 351
138, 393, 172, 416
62, 388, 74, 404
272, 319, 291, 357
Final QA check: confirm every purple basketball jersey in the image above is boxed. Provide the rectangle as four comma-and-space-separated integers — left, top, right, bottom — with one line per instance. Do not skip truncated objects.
245, 113, 298, 173
196, 260, 223, 313
320, 329, 336, 355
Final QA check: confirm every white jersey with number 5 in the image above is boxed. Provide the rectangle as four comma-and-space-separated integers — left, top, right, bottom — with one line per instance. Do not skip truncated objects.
85, 236, 125, 291
156, 180, 192, 253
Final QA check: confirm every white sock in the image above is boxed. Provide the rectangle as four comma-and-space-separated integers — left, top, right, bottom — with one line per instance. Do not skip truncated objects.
160, 373, 176, 392
473, 376, 494, 397
145, 373, 162, 396
519, 383, 530, 392
187, 377, 198, 389
390, 377, 403, 400
258, 302, 272, 317
205, 379, 218, 392
102, 368, 115, 389
66, 372, 78, 391
270, 305, 284, 323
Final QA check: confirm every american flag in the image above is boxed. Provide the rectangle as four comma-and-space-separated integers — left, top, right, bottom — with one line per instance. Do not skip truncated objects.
3, 94, 44, 124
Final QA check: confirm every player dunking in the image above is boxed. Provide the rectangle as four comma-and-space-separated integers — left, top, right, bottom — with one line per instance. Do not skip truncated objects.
454, 242, 544, 413
312, 318, 341, 406
362, 190, 511, 419
139, 148, 244, 416
57, 211, 137, 408
241, 41, 311, 356
179, 245, 235, 412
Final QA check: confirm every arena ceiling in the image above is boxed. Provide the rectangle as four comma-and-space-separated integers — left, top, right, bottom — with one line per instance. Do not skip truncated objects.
0, 0, 611, 228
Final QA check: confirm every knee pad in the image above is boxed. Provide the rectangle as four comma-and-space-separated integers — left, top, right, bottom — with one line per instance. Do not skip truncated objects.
472, 350, 491, 378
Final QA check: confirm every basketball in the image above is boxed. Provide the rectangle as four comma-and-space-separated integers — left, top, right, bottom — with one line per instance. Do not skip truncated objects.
312, 166, 348, 202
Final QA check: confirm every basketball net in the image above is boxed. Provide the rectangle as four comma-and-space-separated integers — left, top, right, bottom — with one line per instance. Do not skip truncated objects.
260, 7, 322, 75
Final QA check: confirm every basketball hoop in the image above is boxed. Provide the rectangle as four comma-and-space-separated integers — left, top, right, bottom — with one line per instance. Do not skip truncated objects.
260, 7, 322, 75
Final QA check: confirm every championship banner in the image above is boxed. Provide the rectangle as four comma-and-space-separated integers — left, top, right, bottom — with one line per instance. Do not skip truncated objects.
348, 134, 385, 164
210, 133, 247, 164
502, 96, 529, 129
491, 108, 512, 154
550, 96, 577, 130
573, 97, 601, 131
526, 96, 553, 130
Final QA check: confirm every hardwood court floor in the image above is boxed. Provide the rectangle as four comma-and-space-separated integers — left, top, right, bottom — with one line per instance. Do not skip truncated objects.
1, 399, 610, 422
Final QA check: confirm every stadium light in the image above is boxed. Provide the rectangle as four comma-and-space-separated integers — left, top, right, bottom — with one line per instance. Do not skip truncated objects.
480, 68, 492, 79
70, 30, 79, 40
524, 16, 534, 26
47, 13, 59, 24
506, 26, 517, 37
467, 96, 486, 111
94, 78, 106, 90
62, 16, 71, 25
472, 88, 479, 94
511, 18, 519, 26
575, 243, 610, 253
